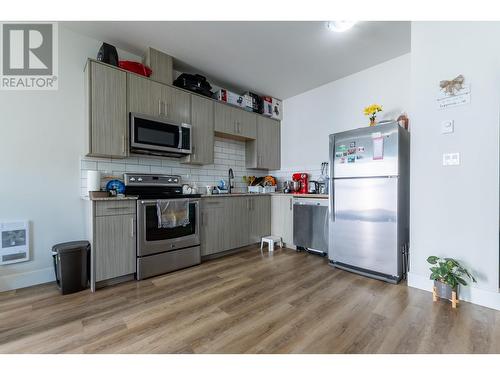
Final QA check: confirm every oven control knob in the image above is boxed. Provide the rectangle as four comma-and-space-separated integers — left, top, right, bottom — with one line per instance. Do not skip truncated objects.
130, 177, 136, 182
168, 178, 172, 182
173, 179, 178, 183
137, 178, 143, 182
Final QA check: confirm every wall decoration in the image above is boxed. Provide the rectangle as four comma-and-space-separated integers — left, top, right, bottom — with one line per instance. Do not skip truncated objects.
436, 74, 471, 110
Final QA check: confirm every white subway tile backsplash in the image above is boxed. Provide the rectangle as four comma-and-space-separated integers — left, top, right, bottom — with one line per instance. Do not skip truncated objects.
80, 137, 270, 196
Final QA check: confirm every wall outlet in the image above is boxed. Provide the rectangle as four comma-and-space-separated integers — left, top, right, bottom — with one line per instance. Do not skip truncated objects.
441, 120, 454, 134
443, 153, 460, 166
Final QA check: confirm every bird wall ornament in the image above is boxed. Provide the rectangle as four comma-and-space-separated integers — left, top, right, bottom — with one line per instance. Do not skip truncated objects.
440, 75, 465, 96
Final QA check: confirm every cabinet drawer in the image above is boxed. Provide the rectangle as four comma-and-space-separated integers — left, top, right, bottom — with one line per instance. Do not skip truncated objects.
95, 200, 136, 216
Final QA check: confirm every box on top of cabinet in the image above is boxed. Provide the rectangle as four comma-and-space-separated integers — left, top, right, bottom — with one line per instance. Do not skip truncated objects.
271, 97, 282, 120
262, 96, 273, 117
243, 91, 264, 114
143, 47, 173, 85
215, 89, 245, 108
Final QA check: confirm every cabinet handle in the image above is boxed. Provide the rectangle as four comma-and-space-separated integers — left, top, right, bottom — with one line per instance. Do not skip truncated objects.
122, 135, 126, 154
158, 100, 162, 116
192, 145, 196, 160
289, 198, 292, 210
130, 217, 135, 238
165, 102, 168, 117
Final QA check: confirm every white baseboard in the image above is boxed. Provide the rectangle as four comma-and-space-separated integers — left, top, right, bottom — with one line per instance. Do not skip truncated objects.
408, 272, 500, 311
0, 267, 55, 292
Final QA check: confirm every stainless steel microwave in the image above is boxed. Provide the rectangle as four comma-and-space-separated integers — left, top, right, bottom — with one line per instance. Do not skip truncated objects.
129, 112, 192, 157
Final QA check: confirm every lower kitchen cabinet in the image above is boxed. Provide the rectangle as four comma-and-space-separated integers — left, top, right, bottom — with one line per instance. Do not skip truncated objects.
248, 195, 271, 243
90, 200, 137, 290
200, 198, 227, 256
200, 196, 271, 257
271, 195, 294, 246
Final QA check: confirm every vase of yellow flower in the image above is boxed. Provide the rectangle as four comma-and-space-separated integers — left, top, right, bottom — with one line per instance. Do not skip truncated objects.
363, 104, 383, 126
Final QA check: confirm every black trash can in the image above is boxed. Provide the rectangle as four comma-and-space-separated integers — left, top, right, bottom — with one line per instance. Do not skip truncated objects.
52, 241, 90, 295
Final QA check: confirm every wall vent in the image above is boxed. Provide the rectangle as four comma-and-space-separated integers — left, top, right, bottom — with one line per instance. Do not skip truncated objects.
0, 221, 30, 265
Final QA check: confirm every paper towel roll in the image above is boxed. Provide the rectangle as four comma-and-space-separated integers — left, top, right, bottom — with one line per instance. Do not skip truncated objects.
87, 170, 101, 192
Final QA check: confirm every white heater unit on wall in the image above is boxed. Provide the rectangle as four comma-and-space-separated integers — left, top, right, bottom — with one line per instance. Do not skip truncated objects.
0, 221, 30, 265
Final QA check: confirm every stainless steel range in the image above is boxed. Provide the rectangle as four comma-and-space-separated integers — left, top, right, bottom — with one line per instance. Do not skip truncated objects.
124, 173, 201, 280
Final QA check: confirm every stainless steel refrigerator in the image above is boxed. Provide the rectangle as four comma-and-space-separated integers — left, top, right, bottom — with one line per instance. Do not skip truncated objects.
328, 122, 409, 283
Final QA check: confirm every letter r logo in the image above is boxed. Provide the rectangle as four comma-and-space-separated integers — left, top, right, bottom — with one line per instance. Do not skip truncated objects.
2, 23, 53, 75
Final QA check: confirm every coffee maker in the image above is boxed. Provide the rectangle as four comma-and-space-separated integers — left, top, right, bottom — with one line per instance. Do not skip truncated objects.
292, 173, 308, 194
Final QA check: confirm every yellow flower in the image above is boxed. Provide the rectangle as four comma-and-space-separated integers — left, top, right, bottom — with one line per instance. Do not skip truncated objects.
363, 104, 383, 117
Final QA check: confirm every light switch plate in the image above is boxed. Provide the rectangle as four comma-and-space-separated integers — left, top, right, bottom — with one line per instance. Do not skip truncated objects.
443, 152, 460, 166
441, 120, 454, 134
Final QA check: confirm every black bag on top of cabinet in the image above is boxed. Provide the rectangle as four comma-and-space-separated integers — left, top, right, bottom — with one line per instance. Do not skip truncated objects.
97, 42, 119, 66
173, 73, 214, 98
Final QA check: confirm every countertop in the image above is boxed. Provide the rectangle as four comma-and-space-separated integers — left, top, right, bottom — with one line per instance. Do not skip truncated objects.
82, 195, 139, 201
201, 192, 329, 199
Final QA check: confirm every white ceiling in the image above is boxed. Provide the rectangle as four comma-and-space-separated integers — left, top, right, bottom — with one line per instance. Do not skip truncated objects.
63, 21, 410, 99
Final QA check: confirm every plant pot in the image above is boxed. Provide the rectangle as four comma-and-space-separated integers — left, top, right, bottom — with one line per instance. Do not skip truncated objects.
369, 118, 377, 127
433, 280, 456, 300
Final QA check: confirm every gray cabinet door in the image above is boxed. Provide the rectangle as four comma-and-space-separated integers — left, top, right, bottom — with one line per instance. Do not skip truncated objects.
183, 95, 214, 165
95, 214, 136, 282
200, 199, 227, 256
249, 196, 271, 243
214, 102, 234, 135
237, 110, 257, 139
128, 73, 163, 117
88, 61, 127, 158
271, 195, 293, 245
228, 197, 250, 248
246, 117, 281, 169
163, 86, 191, 124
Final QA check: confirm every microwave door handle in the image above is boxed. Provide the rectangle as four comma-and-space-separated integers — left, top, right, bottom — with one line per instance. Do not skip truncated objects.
178, 127, 183, 149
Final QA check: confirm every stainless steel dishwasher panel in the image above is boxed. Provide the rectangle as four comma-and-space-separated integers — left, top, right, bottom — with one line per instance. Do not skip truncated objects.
293, 198, 329, 253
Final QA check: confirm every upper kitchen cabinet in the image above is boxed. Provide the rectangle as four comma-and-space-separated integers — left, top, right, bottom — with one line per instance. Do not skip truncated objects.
246, 116, 281, 170
182, 95, 214, 165
128, 73, 163, 117
214, 102, 256, 139
128, 73, 191, 124
85, 60, 128, 158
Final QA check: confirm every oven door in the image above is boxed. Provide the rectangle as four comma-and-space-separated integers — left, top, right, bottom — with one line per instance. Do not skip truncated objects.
130, 112, 190, 154
137, 198, 200, 257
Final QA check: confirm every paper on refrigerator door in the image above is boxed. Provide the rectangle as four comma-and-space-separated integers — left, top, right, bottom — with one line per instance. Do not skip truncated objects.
372, 134, 384, 160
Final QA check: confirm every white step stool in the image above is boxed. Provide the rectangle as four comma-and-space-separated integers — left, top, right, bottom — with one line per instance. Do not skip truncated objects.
260, 235, 283, 252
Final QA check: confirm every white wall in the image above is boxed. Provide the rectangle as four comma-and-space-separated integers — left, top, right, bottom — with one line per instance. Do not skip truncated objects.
408, 22, 500, 309
272, 53, 410, 182
0, 26, 140, 291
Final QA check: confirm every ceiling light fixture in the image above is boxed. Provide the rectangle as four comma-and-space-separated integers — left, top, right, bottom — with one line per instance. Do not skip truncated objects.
326, 21, 357, 32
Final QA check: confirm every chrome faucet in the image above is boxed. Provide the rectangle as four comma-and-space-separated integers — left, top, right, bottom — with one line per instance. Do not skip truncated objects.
228, 168, 234, 194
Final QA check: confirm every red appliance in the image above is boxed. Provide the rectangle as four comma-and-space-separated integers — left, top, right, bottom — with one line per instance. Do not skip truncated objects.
118, 61, 152, 77
292, 173, 308, 194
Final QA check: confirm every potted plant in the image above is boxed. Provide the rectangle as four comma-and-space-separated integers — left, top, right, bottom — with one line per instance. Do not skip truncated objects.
363, 104, 383, 126
427, 256, 476, 308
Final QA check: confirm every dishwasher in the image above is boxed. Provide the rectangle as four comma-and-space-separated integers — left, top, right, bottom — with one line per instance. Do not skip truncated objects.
293, 197, 329, 256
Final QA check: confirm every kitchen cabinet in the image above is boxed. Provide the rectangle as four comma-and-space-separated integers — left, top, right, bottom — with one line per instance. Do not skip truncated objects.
128, 73, 190, 124
91, 200, 136, 290
248, 195, 271, 243
200, 196, 270, 258
128, 73, 163, 116
214, 102, 257, 139
246, 116, 281, 170
85, 60, 127, 158
182, 95, 214, 165
200, 199, 227, 256
271, 195, 294, 246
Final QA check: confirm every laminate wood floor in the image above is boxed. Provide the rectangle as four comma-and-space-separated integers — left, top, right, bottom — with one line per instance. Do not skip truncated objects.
1, 246, 499, 354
